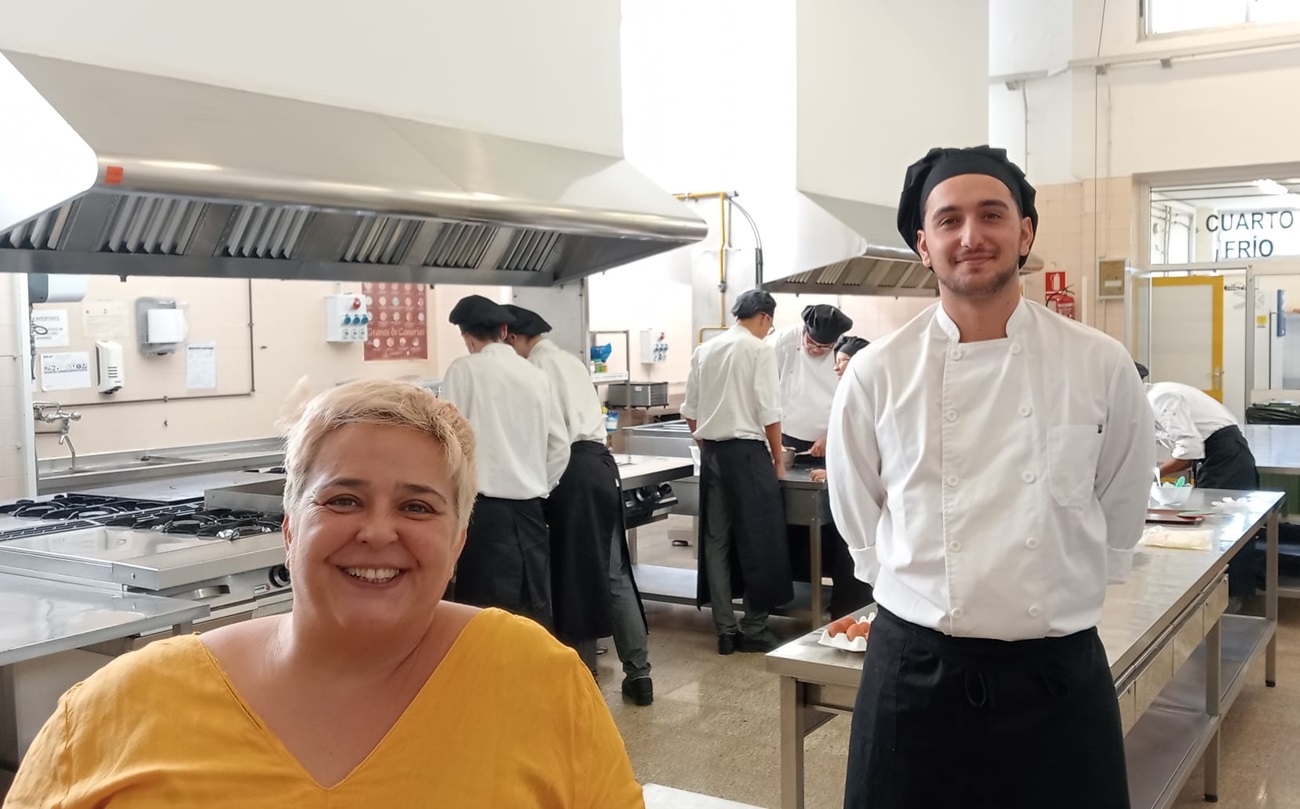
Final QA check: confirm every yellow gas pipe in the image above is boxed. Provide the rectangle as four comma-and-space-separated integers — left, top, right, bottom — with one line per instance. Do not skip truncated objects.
674, 191, 732, 343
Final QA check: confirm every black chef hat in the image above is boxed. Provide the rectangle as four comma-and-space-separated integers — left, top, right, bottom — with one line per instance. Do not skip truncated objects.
502, 304, 552, 336
802, 305, 853, 345
732, 289, 776, 319
897, 144, 1038, 268
449, 295, 514, 330
1135, 362, 1149, 381
834, 335, 870, 358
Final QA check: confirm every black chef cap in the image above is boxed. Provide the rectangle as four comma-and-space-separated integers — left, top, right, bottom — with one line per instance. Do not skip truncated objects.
834, 335, 870, 358
896, 144, 1038, 268
732, 289, 776, 319
802, 305, 853, 345
449, 295, 514, 330
1135, 362, 1149, 381
502, 304, 552, 336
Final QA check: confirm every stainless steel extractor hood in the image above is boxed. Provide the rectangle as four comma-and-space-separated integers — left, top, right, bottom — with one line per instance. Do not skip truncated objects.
0, 51, 707, 285
764, 191, 1041, 297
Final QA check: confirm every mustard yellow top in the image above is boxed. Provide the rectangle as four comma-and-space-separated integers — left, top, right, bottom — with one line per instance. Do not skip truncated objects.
5, 609, 644, 809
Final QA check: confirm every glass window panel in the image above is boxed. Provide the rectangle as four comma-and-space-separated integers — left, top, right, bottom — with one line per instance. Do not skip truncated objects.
1148, 0, 1248, 34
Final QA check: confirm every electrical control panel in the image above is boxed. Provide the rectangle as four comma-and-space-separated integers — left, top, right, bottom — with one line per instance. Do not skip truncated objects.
640, 328, 668, 364
326, 294, 370, 343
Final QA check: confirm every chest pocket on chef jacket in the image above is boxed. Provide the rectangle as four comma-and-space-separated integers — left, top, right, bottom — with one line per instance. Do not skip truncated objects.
1047, 425, 1103, 507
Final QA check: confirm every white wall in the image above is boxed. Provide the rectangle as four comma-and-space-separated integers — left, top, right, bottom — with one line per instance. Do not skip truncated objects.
991, 0, 1073, 76
797, 0, 991, 206
0, 0, 624, 155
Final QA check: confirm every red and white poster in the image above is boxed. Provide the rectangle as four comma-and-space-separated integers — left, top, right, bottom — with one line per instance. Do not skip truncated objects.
362, 282, 428, 361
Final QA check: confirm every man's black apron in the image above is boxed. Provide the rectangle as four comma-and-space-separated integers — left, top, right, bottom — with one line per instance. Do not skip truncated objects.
695, 439, 794, 611
543, 441, 620, 644
845, 607, 1129, 809
1194, 424, 1259, 489
456, 495, 552, 629
1194, 424, 1260, 596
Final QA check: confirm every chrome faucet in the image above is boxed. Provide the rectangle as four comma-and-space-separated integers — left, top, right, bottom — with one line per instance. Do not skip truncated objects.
33, 401, 82, 470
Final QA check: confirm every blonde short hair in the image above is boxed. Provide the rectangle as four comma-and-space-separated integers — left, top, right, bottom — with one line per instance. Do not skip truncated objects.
281, 380, 477, 531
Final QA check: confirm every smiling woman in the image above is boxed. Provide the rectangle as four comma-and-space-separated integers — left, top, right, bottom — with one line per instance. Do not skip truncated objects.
4, 380, 645, 809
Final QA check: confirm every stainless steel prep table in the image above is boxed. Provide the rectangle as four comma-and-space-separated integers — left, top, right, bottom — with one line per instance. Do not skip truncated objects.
630, 464, 834, 630
69, 469, 286, 503
0, 572, 208, 774
766, 488, 1283, 809
1240, 424, 1300, 597
616, 454, 694, 490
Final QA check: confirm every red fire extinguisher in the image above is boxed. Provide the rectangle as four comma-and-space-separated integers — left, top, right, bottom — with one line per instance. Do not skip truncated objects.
1046, 288, 1076, 320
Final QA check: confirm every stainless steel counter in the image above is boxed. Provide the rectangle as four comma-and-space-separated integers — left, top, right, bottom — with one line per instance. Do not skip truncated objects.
71, 469, 286, 503
0, 573, 207, 666
1243, 424, 1300, 475
0, 572, 207, 771
615, 455, 694, 489
38, 439, 284, 495
767, 488, 1284, 809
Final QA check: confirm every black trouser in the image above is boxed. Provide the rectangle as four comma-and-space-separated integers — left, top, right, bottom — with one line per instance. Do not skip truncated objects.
786, 523, 873, 619
455, 495, 552, 629
845, 607, 1129, 809
1195, 425, 1261, 597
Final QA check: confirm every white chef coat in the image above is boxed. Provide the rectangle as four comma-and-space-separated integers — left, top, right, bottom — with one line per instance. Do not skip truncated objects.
527, 338, 607, 445
1147, 381, 1237, 461
441, 343, 571, 499
827, 299, 1154, 641
682, 325, 781, 443
767, 324, 840, 442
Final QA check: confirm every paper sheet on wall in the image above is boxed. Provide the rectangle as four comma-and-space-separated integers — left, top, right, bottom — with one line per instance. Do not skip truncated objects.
40, 352, 91, 391
32, 309, 69, 348
186, 342, 217, 389
82, 301, 130, 340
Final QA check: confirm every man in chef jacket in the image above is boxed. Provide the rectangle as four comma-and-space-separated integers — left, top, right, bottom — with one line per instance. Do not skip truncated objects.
826, 146, 1154, 809
682, 289, 794, 655
503, 304, 655, 706
768, 304, 854, 456
441, 295, 570, 629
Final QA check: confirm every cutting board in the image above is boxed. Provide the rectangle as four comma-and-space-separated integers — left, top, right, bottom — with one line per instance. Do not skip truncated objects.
1145, 508, 1206, 525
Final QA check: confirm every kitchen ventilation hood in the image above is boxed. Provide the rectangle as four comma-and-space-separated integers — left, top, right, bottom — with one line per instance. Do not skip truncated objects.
0, 51, 707, 285
764, 191, 1041, 297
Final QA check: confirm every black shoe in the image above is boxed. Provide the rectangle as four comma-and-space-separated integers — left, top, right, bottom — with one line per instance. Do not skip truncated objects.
737, 629, 781, 653
717, 632, 737, 655
621, 675, 654, 706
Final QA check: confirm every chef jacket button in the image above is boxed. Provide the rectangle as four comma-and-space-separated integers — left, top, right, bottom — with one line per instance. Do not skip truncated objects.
948, 541, 961, 552
1025, 537, 1040, 550
944, 409, 958, 423
1010, 343, 1023, 355
951, 607, 965, 619
1028, 605, 1042, 618
945, 475, 959, 487
948, 348, 962, 360
1019, 405, 1033, 417
1022, 471, 1036, 483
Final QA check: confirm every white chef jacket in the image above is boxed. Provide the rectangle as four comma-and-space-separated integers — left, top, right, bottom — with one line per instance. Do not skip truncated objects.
528, 338, 607, 445
682, 325, 781, 443
441, 343, 571, 500
767, 324, 840, 442
1148, 381, 1237, 461
827, 299, 1154, 641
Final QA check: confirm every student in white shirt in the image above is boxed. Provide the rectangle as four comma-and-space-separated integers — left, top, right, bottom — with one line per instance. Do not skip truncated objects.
768, 304, 854, 456
827, 146, 1153, 809
682, 289, 793, 654
1140, 364, 1260, 604
503, 304, 654, 706
441, 295, 570, 629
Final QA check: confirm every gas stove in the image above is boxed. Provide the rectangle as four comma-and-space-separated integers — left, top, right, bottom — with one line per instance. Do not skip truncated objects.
0, 493, 184, 542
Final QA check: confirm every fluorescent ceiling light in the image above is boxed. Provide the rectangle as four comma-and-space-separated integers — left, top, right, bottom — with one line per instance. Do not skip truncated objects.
1252, 179, 1289, 195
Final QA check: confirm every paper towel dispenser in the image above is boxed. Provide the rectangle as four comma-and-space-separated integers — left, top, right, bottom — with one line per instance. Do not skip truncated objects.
135, 296, 186, 355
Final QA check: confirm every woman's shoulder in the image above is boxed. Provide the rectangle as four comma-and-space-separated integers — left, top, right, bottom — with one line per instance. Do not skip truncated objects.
457, 609, 586, 673
66, 635, 214, 712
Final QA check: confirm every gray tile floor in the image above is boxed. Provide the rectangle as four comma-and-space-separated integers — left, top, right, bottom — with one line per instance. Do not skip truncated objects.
596, 516, 1300, 809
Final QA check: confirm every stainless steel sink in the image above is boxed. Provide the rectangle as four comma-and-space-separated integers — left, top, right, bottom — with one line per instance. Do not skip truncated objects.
42, 455, 197, 475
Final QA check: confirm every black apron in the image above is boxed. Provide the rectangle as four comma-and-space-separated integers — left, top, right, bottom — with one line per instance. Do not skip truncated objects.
455, 495, 552, 630
696, 439, 794, 611
845, 607, 1129, 809
1194, 424, 1259, 490
543, 441, 619, 644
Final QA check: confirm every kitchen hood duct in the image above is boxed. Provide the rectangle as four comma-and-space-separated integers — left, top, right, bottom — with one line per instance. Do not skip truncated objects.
0, 51, 707, 285
764, 191, 1040, 298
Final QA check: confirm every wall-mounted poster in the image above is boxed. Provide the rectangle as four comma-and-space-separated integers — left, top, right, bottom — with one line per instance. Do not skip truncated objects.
362, 282, 428, 361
